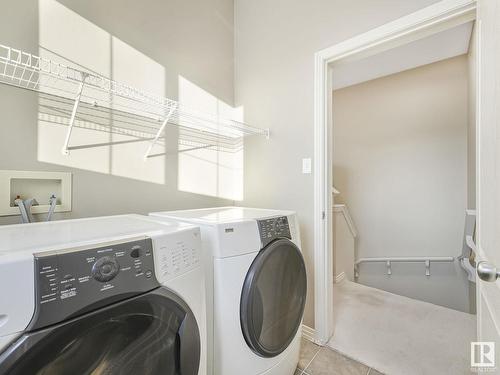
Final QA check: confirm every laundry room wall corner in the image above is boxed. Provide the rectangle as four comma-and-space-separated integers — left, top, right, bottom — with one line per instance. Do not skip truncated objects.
234, 0, 443, 328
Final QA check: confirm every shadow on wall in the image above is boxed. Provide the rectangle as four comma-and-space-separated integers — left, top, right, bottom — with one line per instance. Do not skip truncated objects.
36, 0, 243, 200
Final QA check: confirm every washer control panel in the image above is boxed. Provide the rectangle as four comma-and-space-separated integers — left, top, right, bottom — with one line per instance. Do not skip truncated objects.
31, 238, 160, 330
155, 228, 201, 282
257, 216, 291, 247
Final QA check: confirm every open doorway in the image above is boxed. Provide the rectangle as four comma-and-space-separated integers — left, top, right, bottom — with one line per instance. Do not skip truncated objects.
329, 21, 477, 375
311, 1, 483, 374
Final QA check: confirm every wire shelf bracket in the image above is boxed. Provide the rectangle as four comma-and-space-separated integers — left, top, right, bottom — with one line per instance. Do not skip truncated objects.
61, 76, 86, 155
143, 103, 178, 160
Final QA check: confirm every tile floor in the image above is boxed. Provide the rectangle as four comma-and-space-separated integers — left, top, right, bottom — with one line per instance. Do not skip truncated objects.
296, 338, 384, 375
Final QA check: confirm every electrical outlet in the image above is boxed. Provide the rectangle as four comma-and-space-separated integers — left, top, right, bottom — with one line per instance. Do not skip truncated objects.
302, 158, 312, 174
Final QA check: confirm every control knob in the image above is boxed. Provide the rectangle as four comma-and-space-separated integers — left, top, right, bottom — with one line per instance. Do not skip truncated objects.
92, 256, 120, 282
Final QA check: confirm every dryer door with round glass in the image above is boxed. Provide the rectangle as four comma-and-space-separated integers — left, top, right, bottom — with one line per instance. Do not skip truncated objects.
240, 238, 307, 358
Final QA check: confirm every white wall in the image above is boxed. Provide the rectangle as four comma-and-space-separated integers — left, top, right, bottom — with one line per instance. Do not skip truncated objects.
332, 21, 473, 90
234, 0, 442, 327
333, 56, 471, 312
333, 205, 356, 282
0, 0, 237, 225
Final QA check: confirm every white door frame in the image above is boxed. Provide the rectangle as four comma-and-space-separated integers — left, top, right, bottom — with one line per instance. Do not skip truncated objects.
312, 0, 477, 345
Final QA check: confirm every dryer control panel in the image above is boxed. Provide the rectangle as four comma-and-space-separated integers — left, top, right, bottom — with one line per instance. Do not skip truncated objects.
31, 238, 160, 330
257, 216, 292, 247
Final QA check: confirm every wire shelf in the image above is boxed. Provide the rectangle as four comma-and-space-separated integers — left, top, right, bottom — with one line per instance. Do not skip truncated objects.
0, 44, 268, 155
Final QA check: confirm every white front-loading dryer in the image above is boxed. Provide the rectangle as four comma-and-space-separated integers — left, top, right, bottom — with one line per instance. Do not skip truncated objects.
150, 207, 307, 375
0, 215, 207, 375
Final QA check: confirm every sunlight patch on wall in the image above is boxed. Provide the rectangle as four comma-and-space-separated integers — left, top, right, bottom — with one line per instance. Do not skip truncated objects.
38, 0, 110, 73
37, 0, 166, 184
110, 36, 165, 184
177, 76, 244, 201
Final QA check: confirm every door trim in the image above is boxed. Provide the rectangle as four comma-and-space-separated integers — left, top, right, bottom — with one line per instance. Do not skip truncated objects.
313, 0, 477, 345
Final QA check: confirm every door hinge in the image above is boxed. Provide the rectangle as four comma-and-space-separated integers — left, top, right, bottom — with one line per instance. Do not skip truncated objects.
322, 211, 325, 220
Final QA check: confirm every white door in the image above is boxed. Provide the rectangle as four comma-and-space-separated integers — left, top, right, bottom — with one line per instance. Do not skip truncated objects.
475, 0, 500, 373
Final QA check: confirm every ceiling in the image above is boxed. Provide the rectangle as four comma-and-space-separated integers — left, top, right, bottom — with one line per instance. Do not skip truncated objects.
332, 21, 474, 90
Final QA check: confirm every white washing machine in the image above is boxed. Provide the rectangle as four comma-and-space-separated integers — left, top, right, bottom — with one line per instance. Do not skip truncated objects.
0, 214, 206, 375
150, 207, 307, 375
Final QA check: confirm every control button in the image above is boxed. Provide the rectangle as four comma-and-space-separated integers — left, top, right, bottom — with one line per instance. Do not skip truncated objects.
130, 247, 141, 258
274, 217, 285, 232
63, 274, 73, 280
145, 270, 152, 278
92, 256, 120, 282
102, 263, 113, 274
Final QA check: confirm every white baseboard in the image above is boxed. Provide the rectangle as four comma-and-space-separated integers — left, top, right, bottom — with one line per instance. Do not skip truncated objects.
335, 272, 346, 283
301, 324, 316, 342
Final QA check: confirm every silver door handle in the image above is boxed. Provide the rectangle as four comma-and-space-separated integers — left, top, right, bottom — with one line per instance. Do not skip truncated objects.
477, 261, 500, 282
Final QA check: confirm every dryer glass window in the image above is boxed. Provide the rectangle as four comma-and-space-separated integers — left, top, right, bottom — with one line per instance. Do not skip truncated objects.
0, 289, 200, 375
240, 238, 307, 358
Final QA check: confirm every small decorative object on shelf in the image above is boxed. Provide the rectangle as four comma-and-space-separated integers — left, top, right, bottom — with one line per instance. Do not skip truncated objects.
0, 44, 269, 157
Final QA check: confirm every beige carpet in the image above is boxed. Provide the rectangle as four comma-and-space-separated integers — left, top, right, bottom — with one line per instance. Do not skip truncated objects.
328, 280, 476, 375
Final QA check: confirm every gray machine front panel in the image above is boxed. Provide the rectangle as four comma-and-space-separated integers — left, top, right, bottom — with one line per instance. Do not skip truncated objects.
257, 216, 291, 247
31, 238, 160, 330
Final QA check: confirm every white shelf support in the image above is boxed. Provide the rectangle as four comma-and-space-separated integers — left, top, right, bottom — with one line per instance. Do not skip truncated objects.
61, 78, 86, 155
143, 103, 178, 160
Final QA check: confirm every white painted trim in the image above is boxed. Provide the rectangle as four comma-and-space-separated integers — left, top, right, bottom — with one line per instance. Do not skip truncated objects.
473, 10, 481, 342
313, 0, 477, 346
318, 0, 476, 65
335, 272, 346, 284
301, 324, 317, 344
333, 204, 357, 238
313, 45, 334, 346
